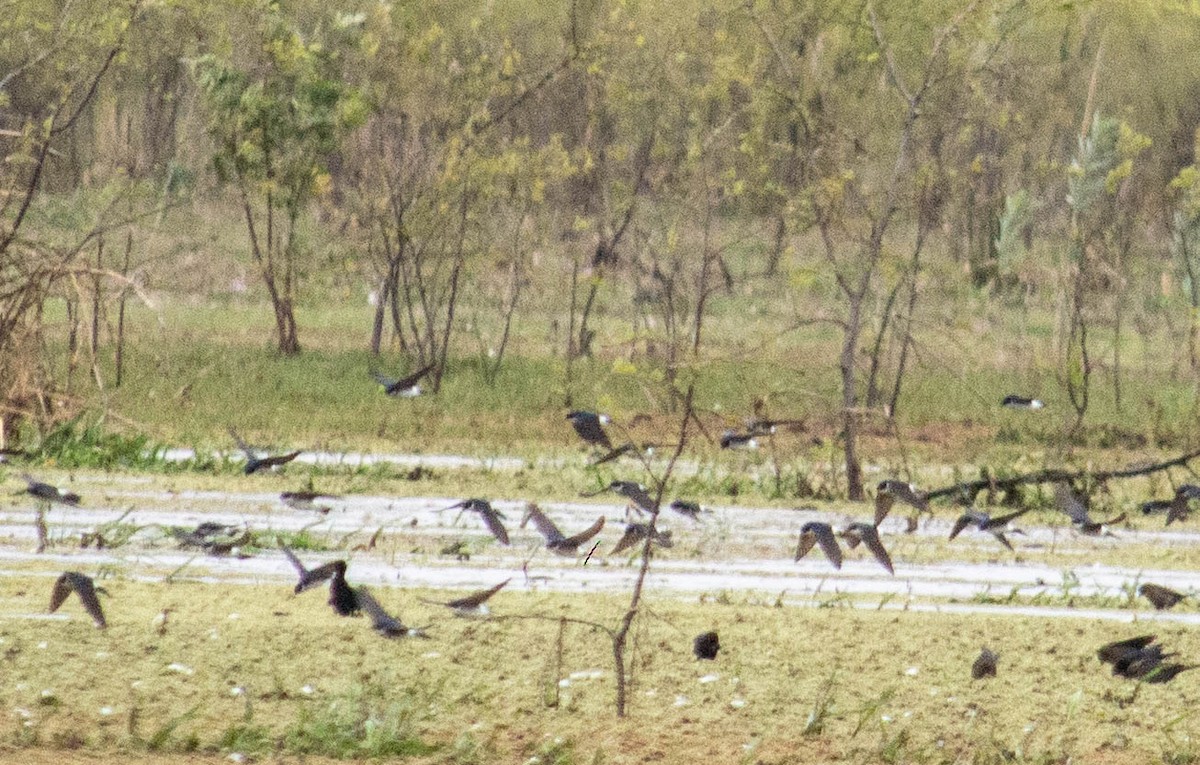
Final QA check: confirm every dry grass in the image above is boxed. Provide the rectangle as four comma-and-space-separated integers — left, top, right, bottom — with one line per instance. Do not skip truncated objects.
1, 570, 1199, 764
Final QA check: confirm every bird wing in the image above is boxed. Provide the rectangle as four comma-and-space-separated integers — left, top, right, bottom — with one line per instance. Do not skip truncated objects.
70, 573, 107, 628
622, 483, 656, 513
355, 587, 402, 631
298, 560, 343, 592
521, 504, 564, 544
227, 427, 256, 459
873, 493, 896, 526
257, 451, 301, 469
1054, 484, 1091, 524
561, 516, 606, 548
610, 525, 645, 555
894, 483, 929, 512
571, 415, 612, 448
948, 514, 973, 541
590, 443, 632, 467
447, 579, 511, 609
479, 506, 510, 546
49, 572, 74, 613
985, 508, 1030, 528
279, 545, 310, 578
855, 526, 894, 574
991, 531, 1015, 551
1140, 583, 1185, 609
1098, 635, 1157, 664
396, 364, 436, 389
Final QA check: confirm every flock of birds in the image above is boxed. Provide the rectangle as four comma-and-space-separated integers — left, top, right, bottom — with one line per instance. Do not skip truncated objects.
10, 385, 1200, 679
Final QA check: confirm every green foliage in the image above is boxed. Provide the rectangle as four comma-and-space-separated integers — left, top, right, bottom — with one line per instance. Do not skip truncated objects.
33, 417, 163, 470
282, 683, 438, 758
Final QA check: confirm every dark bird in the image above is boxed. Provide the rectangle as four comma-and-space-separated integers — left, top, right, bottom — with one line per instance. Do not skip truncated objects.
446, 498, 510, 545
794, 522, 842, 569
693, 631, 720, 660
566, 410, 613, 449
949, 508, 1029, 551
719, 429, 758, 450
745, 417, 804, 436
172, 522, 250, 556
1166, 484, 1200, 526
228, 428, 301, 475
668, 499, 705, 520
49, 571, 106, 629
371, 364, 435, 398
1098, 635, 1196, 683
1054, 483, 1125, 535
590, 441, 674, 467
521, 504, 606, 555
840, 522, 895, 574
356, 587, 426, 637
281, 491, 340, 513
582, 480, 657, 515
280, 546, 358, 615
874, 480, 928, 526
1001, 394, 1045, 410
21, 474, 80, 506
610, 523, 673, 555
1139, 583, 1187, 611
420, 579, 511, 617
972, 647, 998, 679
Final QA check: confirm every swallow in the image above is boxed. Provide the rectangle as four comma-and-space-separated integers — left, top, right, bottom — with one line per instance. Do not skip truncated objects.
745, 418, 804, 436
1139, 583, 1187, 610
446, 498, 510, 545
49, 572, 106, 629
280, 544, 349, 594
280, 491, 340, 513
840, 522, 894, 574
172, 522, 250, 555
590, 441, 673, 467
948, 508, 1029, 551
719, 430, 758, 450
228, 428, 301, 475
356, 587, 426, 637
20, 474, 80, 506
794, 522, 842, 569
420, 579, 510, 617
1054, 483, 1125, 535
521, 504, 606, 555
1098, 635, 1160, 666
582, 480, 657, 514
693, 631, 720, 660
566, 410, 613, 449
972, 647, 998, 679
668, 499, 705, 520
371, 364, 435, 397
1001, 394, 1044, 410
1166, 484, 1200, 526
610, 523, 673, 555
874, 480, 928, 526
1098, 635, 1195, 682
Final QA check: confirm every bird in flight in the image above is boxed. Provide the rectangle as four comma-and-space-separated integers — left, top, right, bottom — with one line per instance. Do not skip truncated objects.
1097, 635, 1196, 683
280, 545, 358, 616
371, 364, 435, 398
1139, 583, 1186, 611
521, 504, 606, 555
49, 571, 106, 629
1001, 394, 1045, 410
566, 410, 613, 450
668, 499, 705, 520
840, 522, 894, 574
582, 480, 657, 515
420, 579, 511, 617
356, 587, 427, 638
949, 508, 1029, 551
280, 491, 339, 513
1054, 483, 1125, 535
610, 522, 673, 555
719, 429, 758, 450
446, 498, 510, 545
874, 480, 929, 526
228, 428, 301, 475
21, 474, 80, 506
794, 522, 842, 570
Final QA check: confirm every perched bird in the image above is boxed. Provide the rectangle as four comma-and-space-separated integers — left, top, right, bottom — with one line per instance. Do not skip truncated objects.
1001, 394, 1045, 410
840, 522, 894, 574
1055, 484, 1125, 535
668, 499, 705, 520
20, 474, 80, 506
49, 572, 106, 629
693, 631, 720, 660
610, 523, 673, 555
371, 364, 435, 398
972, 647, 999, 679
521, 504, 606, 555
582, 480, 657, 515
1098, 635, 1196, 683
566, 410, 613, 449
874, 480, 928, 526
356, 587, 426, 638
280, 491, 339, 513
280, 546, 358, 615
794, 522, 842, 569
949, 508, 1029, 551
745, 417, 804, 436
1139, 583, 1187, 611
172, 522, 250, 556
228, 428, 301, 475
719, 429, 758, 450
446, 498, 510, 545
420, 579, 510, 617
